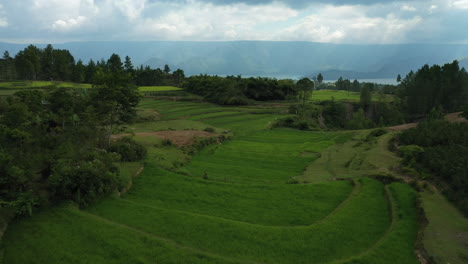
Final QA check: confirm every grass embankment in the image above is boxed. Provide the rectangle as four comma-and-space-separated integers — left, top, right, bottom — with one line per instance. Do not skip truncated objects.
1, 98, 420, 264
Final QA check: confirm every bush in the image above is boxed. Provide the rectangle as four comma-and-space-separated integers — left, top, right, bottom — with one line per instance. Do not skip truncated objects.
110, 137, 147, 162
161, 139, 173, 146
49, 150, 120, 207
203, 127, 215, 133
399, 145, 424, 166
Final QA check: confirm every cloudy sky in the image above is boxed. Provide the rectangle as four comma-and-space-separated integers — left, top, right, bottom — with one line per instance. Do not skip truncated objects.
0, 0, 467, 44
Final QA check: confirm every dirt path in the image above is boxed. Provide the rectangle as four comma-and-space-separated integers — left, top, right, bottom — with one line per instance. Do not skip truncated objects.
387, 112, 466, 132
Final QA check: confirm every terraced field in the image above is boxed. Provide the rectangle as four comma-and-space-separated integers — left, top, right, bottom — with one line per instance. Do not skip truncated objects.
0, 81, 180, 96
1, 98, 419, 264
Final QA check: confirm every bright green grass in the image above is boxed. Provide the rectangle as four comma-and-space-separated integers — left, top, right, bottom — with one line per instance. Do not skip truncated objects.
138, 86, 181, 92
312, 90, 394, 102
121, 164, 354, 226
1, 205, 239, 264
334, 183, 419, 264
422, 190, 468, 264
81, 178, 392, 264
0, 81, 92, 89
185, 129, 353, 184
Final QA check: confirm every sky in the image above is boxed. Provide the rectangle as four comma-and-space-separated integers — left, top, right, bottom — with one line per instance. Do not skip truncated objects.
0, 0, 467, 44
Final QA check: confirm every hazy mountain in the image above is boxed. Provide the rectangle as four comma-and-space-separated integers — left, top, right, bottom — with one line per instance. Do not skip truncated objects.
1, 41, 468, 80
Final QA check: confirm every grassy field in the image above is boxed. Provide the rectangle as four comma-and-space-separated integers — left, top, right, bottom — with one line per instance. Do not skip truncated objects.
312, 89, 394, 102
138, 86, 181, 92
0, 81, 180, 96
1, 98, 420, 263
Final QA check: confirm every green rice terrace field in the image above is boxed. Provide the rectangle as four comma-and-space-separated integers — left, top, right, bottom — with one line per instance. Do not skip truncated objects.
0, 81, 180, 96
312, 89, 394, 102
1, 98, 420, 263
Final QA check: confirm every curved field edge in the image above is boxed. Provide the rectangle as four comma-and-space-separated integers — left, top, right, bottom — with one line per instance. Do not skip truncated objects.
331, 182, 419, 264
121, 165, 356, 226
0, 205, 244, 264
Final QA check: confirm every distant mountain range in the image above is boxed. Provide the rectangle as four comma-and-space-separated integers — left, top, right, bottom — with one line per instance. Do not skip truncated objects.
1, 41, 468, 81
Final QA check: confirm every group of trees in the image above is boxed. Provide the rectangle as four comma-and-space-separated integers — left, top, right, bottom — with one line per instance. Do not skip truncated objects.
183, 75, 300, 105
0, 68, 142, 216
0, 44, 185, 87
398, 60, 468, 119
398, 120, 468, 216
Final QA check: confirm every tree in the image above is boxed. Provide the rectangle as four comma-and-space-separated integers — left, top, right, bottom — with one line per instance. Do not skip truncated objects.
90, 71, 140, 147
317, 73, 323, 84
40, 44, 54, 80
0, 51, 16, 80
124, 56, 134, 75
72, 59, 85, 83
397, 74, 402, 83
296, 78, 314, 107
107, 53, 123, 73
172, 69, 185, 86
360, 83, 372, 110
15, 45, 41, 80
85, 59, 96, 83
164, 64, 171, 74
352, 79, 360, 92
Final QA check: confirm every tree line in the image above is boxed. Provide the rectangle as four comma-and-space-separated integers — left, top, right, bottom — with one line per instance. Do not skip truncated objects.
0, 44, 185, 87
183, 75, 301, 105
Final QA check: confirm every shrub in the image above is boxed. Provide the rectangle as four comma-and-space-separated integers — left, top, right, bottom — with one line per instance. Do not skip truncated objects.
110, 137, 147, 162
161, 139, 173, 146
203, 127, 215, 133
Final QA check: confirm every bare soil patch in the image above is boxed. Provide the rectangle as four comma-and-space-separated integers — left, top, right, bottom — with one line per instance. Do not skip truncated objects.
387, 112, 467, 132
387, 123, 418, 132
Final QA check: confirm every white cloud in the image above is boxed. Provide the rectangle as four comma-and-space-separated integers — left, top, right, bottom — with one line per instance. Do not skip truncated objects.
0, 0, 466, 44
278, 5, 422, 43
0, 3, 7, 27
51, 16, 87, 31
134, 2, 297, 40
452, 0, 468, 9
0, 18, 8, 28
113, 0, 147, 21
401, 4, 416, 12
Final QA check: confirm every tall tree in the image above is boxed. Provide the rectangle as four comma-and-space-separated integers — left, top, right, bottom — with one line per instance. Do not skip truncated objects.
90, 71, 140, 147
124, 56, 134, 75
72, 59, 85, 83
107, 54, 123, 73
164, 64, 171, 74
297, 77, 314, 106
317, 73, 323, 84
360, 83, 372, 110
